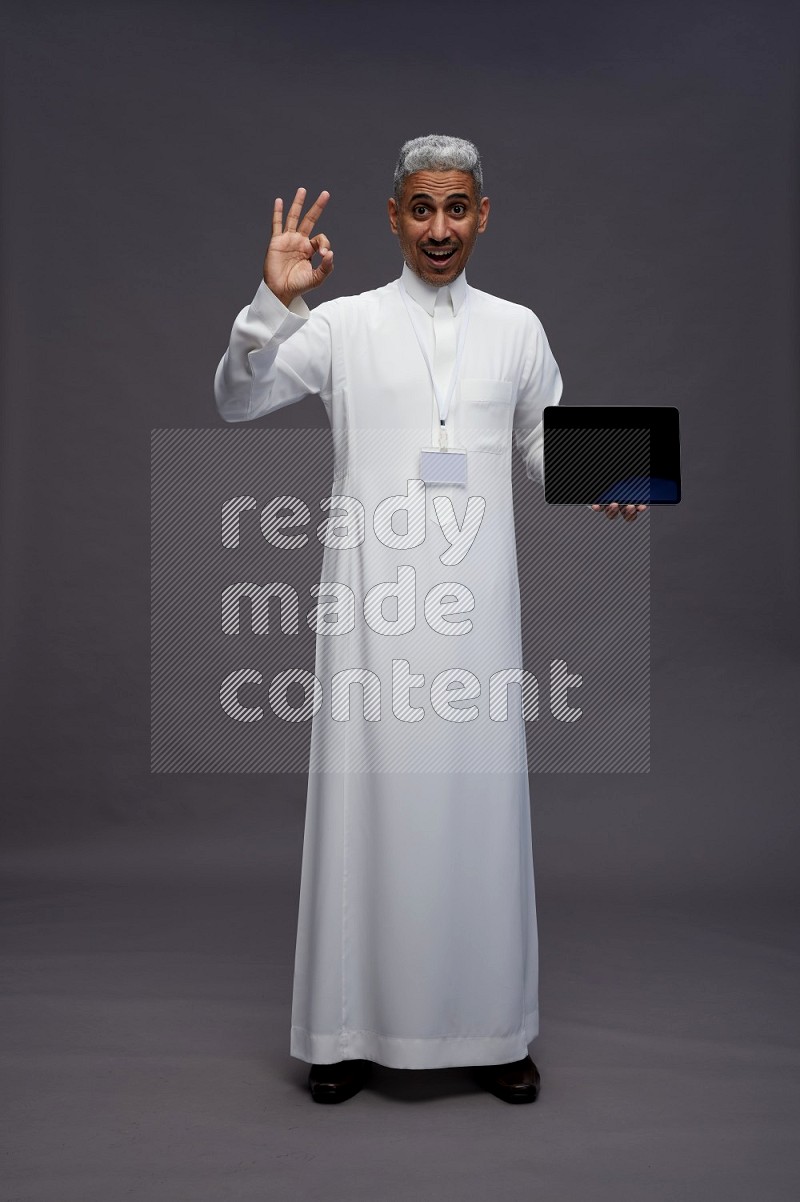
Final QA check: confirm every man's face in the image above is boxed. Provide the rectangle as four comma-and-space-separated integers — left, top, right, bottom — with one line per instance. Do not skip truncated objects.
388, 169, 490, 287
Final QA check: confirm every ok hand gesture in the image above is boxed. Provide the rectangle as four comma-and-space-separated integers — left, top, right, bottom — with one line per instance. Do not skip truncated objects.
263, 187, 334, 309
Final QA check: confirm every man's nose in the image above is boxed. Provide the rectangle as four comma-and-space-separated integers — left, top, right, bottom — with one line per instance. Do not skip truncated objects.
429, 210, 450, 241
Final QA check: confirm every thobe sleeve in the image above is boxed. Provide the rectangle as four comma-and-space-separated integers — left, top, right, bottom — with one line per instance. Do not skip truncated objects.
213, 280, 333, 423
513, 309, 563, 487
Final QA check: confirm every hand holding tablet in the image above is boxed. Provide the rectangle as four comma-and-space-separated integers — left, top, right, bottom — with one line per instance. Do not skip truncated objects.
543, 406, 681, 514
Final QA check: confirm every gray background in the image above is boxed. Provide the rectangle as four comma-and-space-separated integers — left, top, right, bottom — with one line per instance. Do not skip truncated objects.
2, 1, 799, 1198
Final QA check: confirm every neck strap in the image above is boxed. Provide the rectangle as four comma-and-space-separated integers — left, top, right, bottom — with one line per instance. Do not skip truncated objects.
398, 276, 472, 428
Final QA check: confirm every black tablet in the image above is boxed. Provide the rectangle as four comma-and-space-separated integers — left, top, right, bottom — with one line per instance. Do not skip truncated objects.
543, 405, 681, 504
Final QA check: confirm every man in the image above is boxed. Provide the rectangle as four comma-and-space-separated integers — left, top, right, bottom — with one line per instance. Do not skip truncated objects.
214, 134, 643, 1106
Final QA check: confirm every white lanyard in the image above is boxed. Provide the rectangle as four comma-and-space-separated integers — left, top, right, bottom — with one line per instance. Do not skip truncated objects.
398, 276, 472, 444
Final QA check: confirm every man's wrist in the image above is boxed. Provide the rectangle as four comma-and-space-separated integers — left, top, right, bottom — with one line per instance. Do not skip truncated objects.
249, 280, 310, 336
264, 281, 300, 310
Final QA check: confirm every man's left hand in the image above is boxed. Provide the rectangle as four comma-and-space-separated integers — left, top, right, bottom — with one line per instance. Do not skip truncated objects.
591, 503, 648, 521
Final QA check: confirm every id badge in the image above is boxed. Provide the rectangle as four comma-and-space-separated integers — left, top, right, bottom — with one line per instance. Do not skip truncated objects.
419, 446, 467, 485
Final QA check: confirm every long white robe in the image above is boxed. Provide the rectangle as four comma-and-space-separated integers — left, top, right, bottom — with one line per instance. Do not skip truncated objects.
214, 263, 563, 1068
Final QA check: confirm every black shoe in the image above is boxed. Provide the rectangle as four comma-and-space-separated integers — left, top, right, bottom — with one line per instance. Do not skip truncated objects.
308, 1059, 371, 1104
474, 1055, 541, 1103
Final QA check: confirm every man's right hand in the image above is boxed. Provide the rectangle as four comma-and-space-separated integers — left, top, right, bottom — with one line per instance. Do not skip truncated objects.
264, 186, 334, 308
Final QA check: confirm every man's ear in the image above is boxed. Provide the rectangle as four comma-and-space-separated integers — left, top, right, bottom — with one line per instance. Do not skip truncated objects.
387, 196, 399, 235
478, 196, 490, 234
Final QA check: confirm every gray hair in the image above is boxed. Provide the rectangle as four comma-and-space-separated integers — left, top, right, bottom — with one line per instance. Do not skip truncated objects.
393, 134, 483, 202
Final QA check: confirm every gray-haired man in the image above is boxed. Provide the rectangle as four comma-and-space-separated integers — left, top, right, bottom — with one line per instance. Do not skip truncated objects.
215, 134, 643, 1107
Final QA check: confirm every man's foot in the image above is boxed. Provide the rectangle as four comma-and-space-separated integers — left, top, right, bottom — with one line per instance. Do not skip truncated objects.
474, 1055, 541, 1103
308, 1058, 371, 1104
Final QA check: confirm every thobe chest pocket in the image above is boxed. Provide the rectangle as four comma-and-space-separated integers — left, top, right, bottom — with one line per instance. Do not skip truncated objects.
458, 379, 514, 454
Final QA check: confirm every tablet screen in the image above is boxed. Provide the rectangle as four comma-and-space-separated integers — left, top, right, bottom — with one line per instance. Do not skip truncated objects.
543, 406, 681, 504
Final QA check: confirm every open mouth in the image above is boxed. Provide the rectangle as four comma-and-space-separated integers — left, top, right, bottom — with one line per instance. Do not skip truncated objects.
422, 247, 457, 267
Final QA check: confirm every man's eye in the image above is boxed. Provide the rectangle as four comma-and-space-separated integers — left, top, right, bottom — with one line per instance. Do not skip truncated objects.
451, 205, 466, 215
413, 206, 428, 217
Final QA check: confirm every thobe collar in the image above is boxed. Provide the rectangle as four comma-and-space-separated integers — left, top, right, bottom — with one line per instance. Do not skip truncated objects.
399, 262, 468, 316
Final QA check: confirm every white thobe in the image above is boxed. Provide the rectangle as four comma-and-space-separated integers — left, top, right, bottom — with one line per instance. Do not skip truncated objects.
214, 263, 563, 1068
